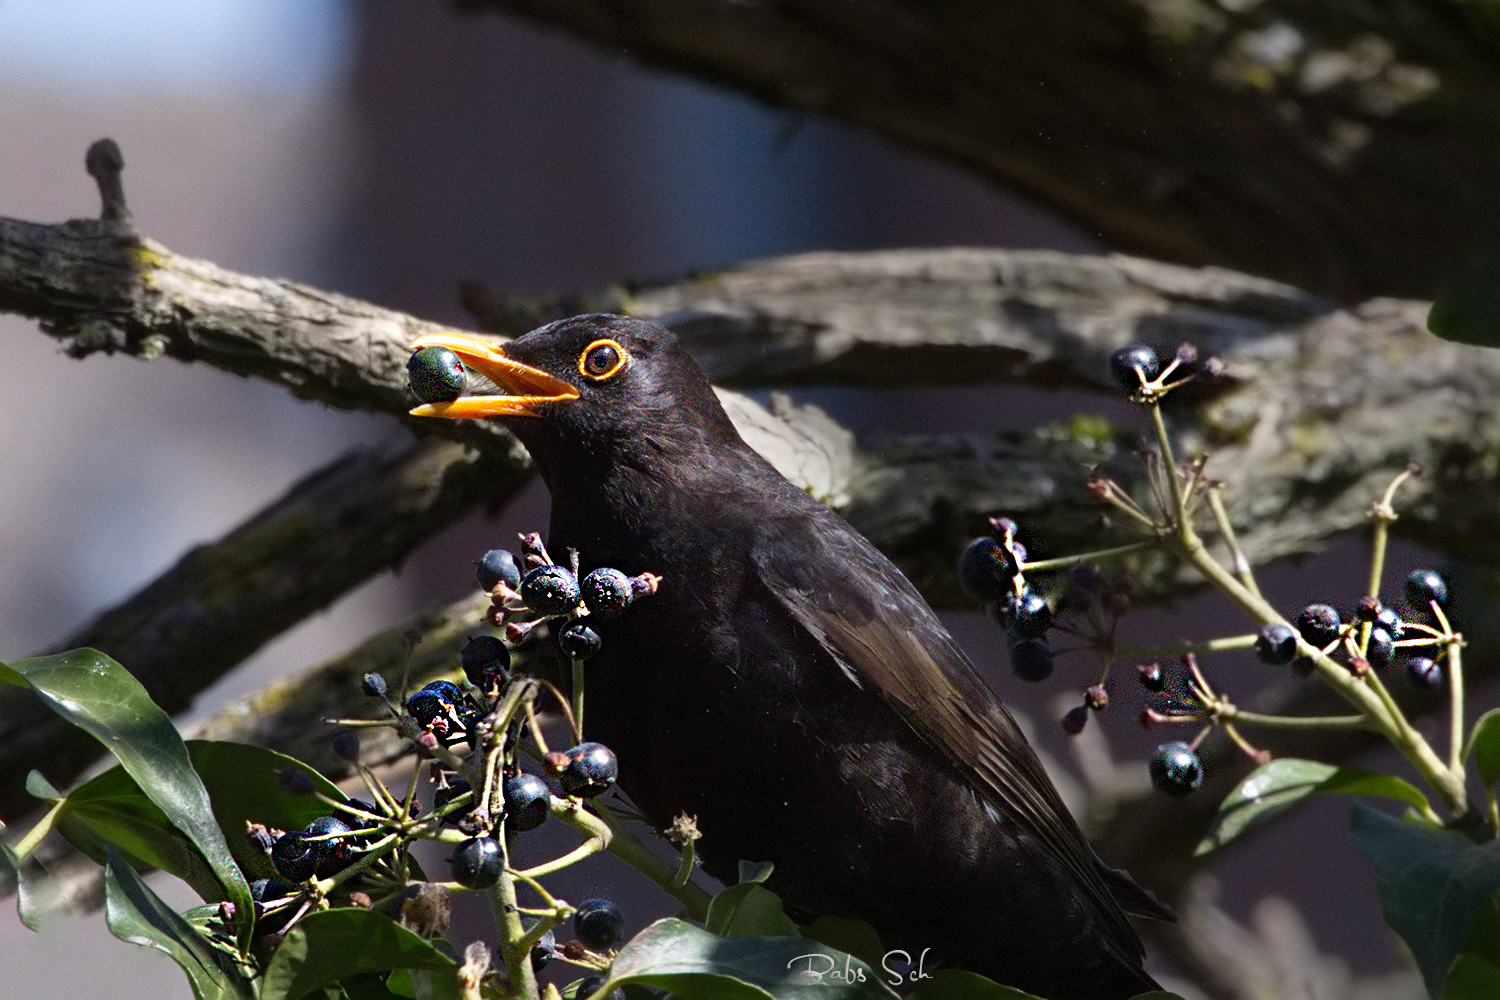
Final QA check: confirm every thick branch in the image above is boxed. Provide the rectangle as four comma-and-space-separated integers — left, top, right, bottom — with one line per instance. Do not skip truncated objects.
0, 437, 532, 820
464, 0, 1500, 300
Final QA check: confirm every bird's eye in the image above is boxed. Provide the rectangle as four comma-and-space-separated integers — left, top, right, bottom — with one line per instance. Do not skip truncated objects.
579, 339, 628, 381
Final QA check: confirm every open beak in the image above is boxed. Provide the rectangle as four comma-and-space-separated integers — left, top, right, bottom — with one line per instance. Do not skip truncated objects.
405, 332, 579, 418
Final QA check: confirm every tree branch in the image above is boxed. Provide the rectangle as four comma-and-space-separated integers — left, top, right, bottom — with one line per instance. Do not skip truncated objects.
462, 0, 1500, 300
0, 437, 533, 820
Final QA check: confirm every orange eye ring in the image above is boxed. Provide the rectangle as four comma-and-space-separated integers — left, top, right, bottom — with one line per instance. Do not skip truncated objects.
578, 339, 628, 381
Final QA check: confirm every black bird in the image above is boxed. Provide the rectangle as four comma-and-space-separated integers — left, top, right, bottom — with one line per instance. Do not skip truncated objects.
408, 315, 1171, 1000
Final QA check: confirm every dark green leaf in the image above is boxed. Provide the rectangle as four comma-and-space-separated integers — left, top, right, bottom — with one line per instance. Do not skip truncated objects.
707, 882, 799, 937
1197, 758, 1431, 855
1444, 887, 1500, 999
185, 741, 347, 880
56, 740, 347, 887
5, 650, 253, 950
1350, 802, 1500, 998
907, 969, 1048, 999
103, 848, 253, 1000
1465, 709, 1500, 791
0, 837, 54, 931
604, 918, 898, 999
802, 916, 885, 972
260, 908, 459, 1000
738, 860, 774, 884
25, 770, 62, 802
1429, 257, 1500, 348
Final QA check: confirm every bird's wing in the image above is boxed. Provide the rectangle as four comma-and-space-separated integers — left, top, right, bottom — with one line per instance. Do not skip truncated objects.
750, 515, 1154, 944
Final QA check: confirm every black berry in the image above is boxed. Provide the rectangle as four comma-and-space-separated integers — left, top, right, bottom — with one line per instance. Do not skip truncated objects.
1366, 626, 1396, 669
521, 565, 581, 617
1137, 662, 1166, 692
361, 673, 387, 698
1295, 604, 1342, 648
306, 815, 354, 878
1008, 638, 1054, 682
504, 773, 552, 831
331, 729, 360, 763
271, 831, 318, 883
1149, 741, 1204, 797
1108, 343, 1161, 391
476, 548, 522, 592
249, 878, 289, 903
559, 743, 618, 798
1254, 623, 1298, 665
1003, 591, 1053, 640
574, 897, 625, 951
531, 929, 556, 972
1405, 569, 1449, 611
460, 635, 510, 687
1061, 706, 1089, 735
1405, 657, 1444, 691
421, 679, 465, 707
958, 537, 1014, 602
450, 836, 503, 889
405, 690, 447, 727
581, 568, 635, 621
278, 767, 316, 796
1374, 606, 1405, 641
558, 619, 603, 660
407, 346, 466, 404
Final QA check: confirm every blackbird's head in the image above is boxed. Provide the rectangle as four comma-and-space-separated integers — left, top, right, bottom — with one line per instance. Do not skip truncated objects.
406, 314, 740, 477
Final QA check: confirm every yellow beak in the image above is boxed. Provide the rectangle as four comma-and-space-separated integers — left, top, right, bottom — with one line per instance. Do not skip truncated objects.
406, 332, 579, 418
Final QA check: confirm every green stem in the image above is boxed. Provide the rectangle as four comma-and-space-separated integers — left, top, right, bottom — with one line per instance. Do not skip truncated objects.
1367, 465, 1416, 600
1145, 404, 1466, 814
1147, 402, 1188, 522
492, 836, 540, 1000
591, 802, 712, 921
1207, 485, 1262, 601
1113, 634, 1257, 658
1226, 709, 1371, 730
572, 657, 585, 738
9, 799, 66, 860
1021, 540, 1156, 574
671, 836, 697, 890
1449, 638, 1466, 777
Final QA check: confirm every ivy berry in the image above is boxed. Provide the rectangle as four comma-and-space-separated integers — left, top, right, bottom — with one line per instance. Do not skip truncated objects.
573, 897, 625, 951
406, 346, 466, 404
450, 836, 504, 889
559, 742, 618, 798
521, 565, 581, 617
1149, 741, 1204, 797
581, 567, 635, 621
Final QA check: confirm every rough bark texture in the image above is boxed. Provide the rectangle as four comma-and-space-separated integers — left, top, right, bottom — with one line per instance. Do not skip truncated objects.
460, 0, 1500, 301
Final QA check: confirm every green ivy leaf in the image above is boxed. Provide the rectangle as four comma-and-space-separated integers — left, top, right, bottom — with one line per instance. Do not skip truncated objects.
802, 916, 885, 972
1197, 758, 1431, 855
260, 908, 459, 1000
1350, 802, 1500, 998
603, 917, 898, 999
707, 883, 800, 938
1464, 709, 1500, 790
25, 770, 62, 802
103, 848, 253, 1000
53, 741, 345, 899
3, 650, 253, 952
1428, 257, 1500, 348
1444, 887, 1500, 999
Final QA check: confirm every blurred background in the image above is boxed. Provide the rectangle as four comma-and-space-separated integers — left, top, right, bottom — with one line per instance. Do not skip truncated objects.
0, 2, 1435, 997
